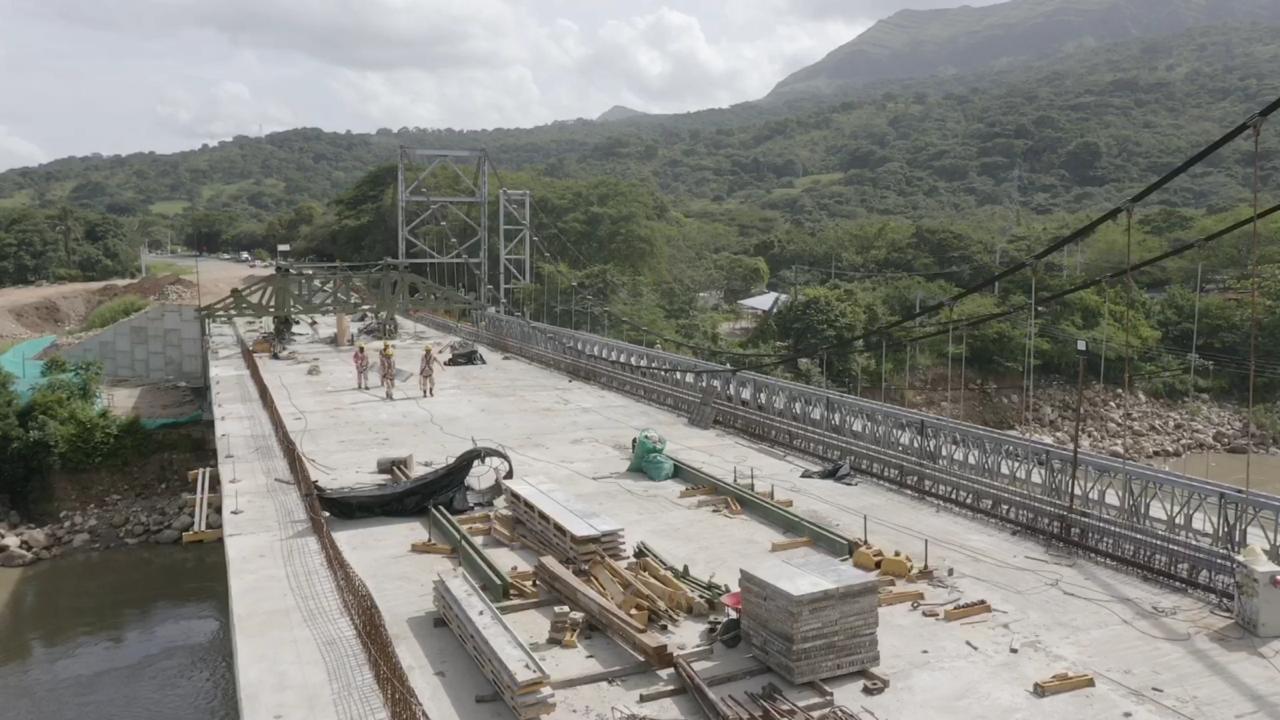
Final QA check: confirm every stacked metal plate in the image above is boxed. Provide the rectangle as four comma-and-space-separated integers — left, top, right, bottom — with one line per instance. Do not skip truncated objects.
503, 477, 626, 563
433, 572, 556, 719
739, 550, 880, 683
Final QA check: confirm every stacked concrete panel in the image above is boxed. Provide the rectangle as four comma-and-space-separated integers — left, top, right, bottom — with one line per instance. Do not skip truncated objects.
739, 550, 880, 683
503, 477, 626, 563
433, 572, 555, 719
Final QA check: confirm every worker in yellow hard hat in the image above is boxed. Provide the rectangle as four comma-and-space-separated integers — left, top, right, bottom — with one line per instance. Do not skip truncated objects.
352, 343, 370, 389
419, 344, 444, 398
378, 342, 397, 400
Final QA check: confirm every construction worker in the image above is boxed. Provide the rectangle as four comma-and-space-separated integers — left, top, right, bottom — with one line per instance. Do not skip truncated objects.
379, 342, 396, 400
419, 344, 444, 397
352, 343, 370, 389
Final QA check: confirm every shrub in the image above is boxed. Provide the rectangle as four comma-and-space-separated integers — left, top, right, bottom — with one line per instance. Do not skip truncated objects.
83, 295, 149, 331
41, 354, 69, 377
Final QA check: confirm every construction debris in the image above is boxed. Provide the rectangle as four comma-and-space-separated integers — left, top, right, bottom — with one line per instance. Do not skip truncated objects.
504, 478, 626, 564
770, 537, 815, 553
1032, 672, 1096, 697
633, 542, 731, 606
877, 589, 924, 607
433, 572, 555, 719
535, 556, 674, 668
740, 550, 881, 684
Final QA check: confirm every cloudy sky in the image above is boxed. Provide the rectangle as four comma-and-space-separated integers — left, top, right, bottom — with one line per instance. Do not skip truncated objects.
0, 1, 1001, 171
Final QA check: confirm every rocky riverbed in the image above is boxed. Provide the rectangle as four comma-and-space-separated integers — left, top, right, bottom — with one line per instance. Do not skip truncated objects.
1011, 384, 1275, 461
0, 494, 221, 568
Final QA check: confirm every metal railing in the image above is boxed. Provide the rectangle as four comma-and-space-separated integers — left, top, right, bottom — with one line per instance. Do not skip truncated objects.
425, 312, 1280, 598
236, 328, 430, 720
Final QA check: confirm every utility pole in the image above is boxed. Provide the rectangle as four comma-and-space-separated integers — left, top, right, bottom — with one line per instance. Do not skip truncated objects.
571, 282, 578, 330
1069, 339, 1088, 517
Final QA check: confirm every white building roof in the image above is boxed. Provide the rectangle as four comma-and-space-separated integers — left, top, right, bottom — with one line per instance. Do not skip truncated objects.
736, 291, 789, 313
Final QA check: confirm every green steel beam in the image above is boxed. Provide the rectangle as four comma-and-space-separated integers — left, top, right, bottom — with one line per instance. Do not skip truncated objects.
429, 507, 510, 602
669, 456, 856, 558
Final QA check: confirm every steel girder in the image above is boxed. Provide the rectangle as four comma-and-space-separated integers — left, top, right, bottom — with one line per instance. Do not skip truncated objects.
425, 311, 1280, 597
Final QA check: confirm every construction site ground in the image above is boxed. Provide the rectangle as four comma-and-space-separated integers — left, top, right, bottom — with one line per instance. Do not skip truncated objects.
211, 315, 1280, 720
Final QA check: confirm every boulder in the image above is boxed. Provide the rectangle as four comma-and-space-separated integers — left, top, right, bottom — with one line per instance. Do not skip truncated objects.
0, 535, 21, 551
207, 512, 222, 530
128, 524, 147, 538
110, 513, 128, 529
21, 529, 50, 551
71, 532, 92, 548
151, 529, 181, 544
171, 515, 195, 532
0, 548, 35, 568
1226, 443, 1250, 455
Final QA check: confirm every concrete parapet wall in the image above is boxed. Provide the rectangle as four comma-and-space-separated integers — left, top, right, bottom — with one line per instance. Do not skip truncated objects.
62, 303, 203, 385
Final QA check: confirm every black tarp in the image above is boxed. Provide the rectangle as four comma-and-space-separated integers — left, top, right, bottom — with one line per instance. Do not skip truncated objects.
316, 446, 512, 519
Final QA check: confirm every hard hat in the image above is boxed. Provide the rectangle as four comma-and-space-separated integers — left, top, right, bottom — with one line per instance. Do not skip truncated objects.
424, 344, 432, 352
358, 343, 365, 350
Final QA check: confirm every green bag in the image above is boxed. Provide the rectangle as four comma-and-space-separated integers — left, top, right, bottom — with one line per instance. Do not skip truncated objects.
628, 429, 667, 471
639, 452, 675, 481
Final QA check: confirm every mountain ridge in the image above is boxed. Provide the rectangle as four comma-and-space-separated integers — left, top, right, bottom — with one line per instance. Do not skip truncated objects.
768, 0, 1280, 99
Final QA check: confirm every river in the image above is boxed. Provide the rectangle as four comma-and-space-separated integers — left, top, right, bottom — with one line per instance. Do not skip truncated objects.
0, 544, 237, 720
1149, 451, 1280, 496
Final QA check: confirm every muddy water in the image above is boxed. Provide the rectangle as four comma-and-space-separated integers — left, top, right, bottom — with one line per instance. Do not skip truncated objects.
0, 545, 237, 720
1149, 451, 1280, 496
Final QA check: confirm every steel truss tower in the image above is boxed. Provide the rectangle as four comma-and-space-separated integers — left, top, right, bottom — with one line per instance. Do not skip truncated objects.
397, 147, 491, 305
498, 189, 533, 313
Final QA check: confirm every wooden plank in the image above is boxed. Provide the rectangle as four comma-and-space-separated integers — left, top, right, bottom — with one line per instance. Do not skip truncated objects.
435, 573, 549, 688
679, 486, 716, 498
410, 541, 455, 555
550, 661, 652, 690
1033, 672, 1095, 697
505, 478, 623, 537
770, 537, 815, 553
455, 511, 493, 526
944, 601, 993, 622
181, 529, 223, 544
535, 556, 673, 668
878, 589, 924, 607
496, 596, 560, 614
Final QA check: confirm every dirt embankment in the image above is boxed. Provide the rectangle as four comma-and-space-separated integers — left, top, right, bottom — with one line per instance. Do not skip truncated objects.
0, 257, 266, 342
0, 275, 195, 340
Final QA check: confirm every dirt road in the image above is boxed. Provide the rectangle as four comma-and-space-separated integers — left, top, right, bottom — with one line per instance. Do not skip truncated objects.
0, 256, 266, 341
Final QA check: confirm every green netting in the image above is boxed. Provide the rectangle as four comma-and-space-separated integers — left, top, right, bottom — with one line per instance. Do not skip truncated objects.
140, 411, 204, 429
0, 335, 57, 400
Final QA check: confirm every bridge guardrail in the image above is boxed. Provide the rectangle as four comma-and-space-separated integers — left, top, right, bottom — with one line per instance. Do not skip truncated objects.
425, 311, 1279, 597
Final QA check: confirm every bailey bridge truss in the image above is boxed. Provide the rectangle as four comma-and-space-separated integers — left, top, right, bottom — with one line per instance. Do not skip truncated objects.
199, 263, 481, 321
420, 311, 1280, 599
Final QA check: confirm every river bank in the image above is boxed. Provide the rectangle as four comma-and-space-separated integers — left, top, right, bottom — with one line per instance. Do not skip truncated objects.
0, 438, 217, 568
0, 544, 237, 719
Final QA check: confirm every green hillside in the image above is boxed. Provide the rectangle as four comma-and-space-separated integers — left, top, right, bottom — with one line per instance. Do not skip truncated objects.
769, 0, 1280, 99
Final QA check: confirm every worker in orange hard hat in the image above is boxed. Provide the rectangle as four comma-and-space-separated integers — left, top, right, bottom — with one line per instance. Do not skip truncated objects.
419, 344, 444, 397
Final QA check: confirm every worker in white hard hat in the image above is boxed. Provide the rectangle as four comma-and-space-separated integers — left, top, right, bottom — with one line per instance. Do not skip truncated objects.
352, 342, 370, 389
419, 344, 444, 398
379, 342, 397, 400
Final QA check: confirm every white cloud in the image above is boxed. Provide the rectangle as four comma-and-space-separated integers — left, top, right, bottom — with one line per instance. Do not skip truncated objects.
155, 80, 295, 141
0, 126, 47, 170
0, 0, 977, 169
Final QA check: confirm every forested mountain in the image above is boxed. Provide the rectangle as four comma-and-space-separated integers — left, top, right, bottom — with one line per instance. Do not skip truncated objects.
1, 24, 1276, 230
769, 0, 1280, 99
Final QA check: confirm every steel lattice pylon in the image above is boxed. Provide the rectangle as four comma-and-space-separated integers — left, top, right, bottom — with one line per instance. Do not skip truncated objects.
397, 147, 491, 305
498, 188, 533, 313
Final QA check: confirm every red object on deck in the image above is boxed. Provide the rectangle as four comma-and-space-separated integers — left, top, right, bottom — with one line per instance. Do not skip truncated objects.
721, 590, 742, 613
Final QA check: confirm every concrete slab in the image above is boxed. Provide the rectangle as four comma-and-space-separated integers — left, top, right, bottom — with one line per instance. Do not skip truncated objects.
223, 316, 1280, 720
208, 323, 386, 720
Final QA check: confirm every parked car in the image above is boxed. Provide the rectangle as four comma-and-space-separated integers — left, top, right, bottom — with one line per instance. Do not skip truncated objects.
218, 252, 231, 260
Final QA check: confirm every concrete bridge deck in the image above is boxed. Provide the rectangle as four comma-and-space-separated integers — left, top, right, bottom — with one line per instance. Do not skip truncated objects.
212, 316, 1280, 720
